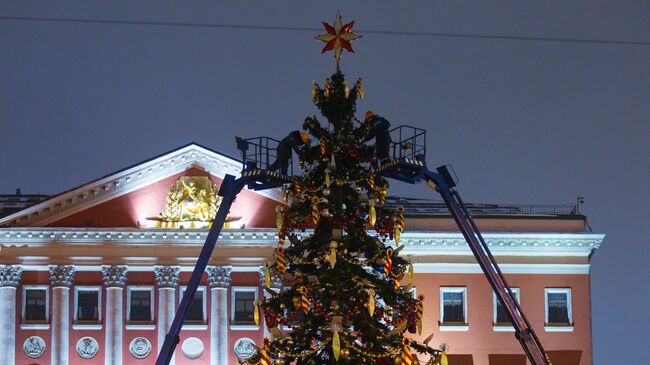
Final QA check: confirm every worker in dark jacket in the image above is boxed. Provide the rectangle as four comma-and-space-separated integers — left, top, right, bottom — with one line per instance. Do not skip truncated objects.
268, 130, 309, 174
362, 111, 391, 163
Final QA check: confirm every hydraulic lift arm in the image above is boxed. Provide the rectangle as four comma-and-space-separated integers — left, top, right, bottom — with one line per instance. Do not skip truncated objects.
155, 174, 245, 365
424, 166, 550, 365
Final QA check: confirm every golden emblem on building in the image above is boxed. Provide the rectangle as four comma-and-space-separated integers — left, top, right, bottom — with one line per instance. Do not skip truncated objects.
147, 176, 239, 229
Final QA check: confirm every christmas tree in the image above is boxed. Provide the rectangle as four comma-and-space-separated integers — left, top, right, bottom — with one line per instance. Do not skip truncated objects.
242, 12, 446, 365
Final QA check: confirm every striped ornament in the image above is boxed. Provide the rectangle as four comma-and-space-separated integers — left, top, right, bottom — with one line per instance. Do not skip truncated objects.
299, 287, 310, 313
275, 247, 287, 273
384, 248, 393, 276
400, 339, 413, 365
259, 338, 271, 365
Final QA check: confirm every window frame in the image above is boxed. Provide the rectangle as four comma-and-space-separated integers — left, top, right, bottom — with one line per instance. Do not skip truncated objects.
21, 285, 50, 329
439, 287, 468, 331
544, 288, 574, 332
230, 286, 259, 330
492, 287, 520, 331
179, 285, 207, 329
73, 285, 102, 329
126, 285, 155, 324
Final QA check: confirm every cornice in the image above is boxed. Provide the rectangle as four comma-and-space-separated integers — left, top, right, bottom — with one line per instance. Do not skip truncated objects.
0, 144, 283, 227
0, 228, 604, 256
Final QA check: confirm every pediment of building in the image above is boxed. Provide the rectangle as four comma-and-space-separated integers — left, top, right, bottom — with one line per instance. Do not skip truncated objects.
0, 143, 283, 228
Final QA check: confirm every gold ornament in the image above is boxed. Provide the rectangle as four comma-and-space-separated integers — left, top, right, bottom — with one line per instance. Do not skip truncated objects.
263, 264, 271, 289
332, 330, 341, 361
394, 205, 405, 244
254, 299, 260, 326
368, 200, 376, 227
325, 168, 331, 186
356, 77, 364, 99
344, 80, 350, 98
400, 339, 413, 365
324, 78, 331, 96
416, 300, 424, 334
276, 206, 284, 231
407, 257, 414, 283
367, 289, 376, 317
327, 241, 338, 269
311, 80, 318, 103
320, 136, 327, 156
367, 173, 375, 190
311, 197, 320, 224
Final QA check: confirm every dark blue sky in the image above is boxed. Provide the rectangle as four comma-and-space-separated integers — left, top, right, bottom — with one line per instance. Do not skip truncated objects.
1, 2, 648, 363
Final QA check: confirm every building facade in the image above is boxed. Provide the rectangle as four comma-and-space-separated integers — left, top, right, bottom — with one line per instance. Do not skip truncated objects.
0, 144, 603, 365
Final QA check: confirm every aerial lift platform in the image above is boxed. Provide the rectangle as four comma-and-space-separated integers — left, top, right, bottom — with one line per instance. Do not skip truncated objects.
156, 131, 551, 365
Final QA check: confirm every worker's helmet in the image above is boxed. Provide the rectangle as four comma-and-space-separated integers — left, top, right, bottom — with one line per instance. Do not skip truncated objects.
300, 131, 309, 144
364, 110, 375, 121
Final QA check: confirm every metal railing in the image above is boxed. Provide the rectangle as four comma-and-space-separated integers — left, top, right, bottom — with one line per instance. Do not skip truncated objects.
388, 125, 427, 160
384, 197, 580, 217
236, 136, 294, 176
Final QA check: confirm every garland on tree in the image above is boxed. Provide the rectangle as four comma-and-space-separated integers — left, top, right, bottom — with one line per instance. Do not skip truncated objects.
237, 70, 448, 365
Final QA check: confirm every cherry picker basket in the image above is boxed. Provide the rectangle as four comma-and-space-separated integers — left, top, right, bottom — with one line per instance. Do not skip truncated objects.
378, 125, 428, 183
236, 136, 293, 190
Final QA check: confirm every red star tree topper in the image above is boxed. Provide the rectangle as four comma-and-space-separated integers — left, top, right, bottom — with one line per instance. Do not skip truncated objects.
315, 10, 362, 68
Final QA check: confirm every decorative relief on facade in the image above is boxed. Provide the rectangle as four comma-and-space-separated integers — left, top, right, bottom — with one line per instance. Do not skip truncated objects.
154, 266, 181, 288
259, 266, 284, 289
23, 336, 46, 358
101, 265, 128, 287
181, 337, 204, 359
0, 265, 22, 287
75, 336, 99, 359
146, 176, 241, 229
207, 266, 232, 288
129, 337, 152, 359
48, 265, 75, 287
234, 337, 257, 360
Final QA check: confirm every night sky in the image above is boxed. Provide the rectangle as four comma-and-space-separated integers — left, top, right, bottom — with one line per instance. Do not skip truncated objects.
1, 2, 648, 363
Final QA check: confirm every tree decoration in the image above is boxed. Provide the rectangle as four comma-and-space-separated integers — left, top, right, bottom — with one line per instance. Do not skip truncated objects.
242, 14, 443, 364
315, 10, 362, 69
394, 206, 405, 244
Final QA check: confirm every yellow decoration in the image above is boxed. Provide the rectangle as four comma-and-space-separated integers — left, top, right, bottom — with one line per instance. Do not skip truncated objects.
400, 339, 413, 365
275, 247, 287, 273
254, 299, 260, 326
367, 173, 375, 190
369, 200, 376, 227
356, 78, 364, 99
344, 80, 350, 98
148, 176, 240, 229
264, 264, 271, 289
327, 241, 338, 269
324, 78, 331, 96
395, 205, 405, 243
407, 258, 414, 283
332, 330, 341, 361
311, 80, 318, 103
320, 137, 327, 155
416, 300, 424, 334
276, 206, 284, 231
440, 352, 448, 365
312, 198, 320, 224
367, 290, 375, 317
325, 169, 331, 186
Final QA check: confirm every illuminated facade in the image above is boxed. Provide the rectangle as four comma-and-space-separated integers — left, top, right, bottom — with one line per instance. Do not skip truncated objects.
0, 143, 603, 365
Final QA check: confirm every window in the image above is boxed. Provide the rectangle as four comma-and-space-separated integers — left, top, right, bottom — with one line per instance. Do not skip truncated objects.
493, 288, 520, 326
22, 286, 48, 323
127, 286, 154, 322
180, 286, 206, 323
231, 287, 259, 328
545, 288, 572, 331
74, 286, 101, 323
439, 287, 468, 330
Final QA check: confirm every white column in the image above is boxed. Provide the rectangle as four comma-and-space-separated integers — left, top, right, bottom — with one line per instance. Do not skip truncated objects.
0, 265, 22, 365
207, 266, 231, 365
49, 265, 75, 365
155, 266, 180, 365
102, 265, 127, 365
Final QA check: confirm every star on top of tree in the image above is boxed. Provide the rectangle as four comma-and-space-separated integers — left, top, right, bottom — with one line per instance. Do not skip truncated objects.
315, 10, 361, 68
